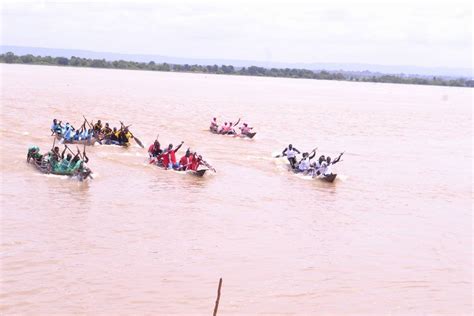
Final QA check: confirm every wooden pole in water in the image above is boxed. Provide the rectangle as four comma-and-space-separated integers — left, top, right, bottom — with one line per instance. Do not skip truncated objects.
213, 278, 223, 316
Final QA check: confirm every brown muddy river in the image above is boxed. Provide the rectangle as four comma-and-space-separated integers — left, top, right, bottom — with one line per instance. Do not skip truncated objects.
1, 64, 472, 315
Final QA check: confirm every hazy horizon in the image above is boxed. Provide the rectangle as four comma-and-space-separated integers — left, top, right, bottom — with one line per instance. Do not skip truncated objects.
1, 45, 472, 78
1, 0, 472, 70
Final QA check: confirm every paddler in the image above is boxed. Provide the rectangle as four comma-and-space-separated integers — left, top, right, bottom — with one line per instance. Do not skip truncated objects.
118, 127, 132, 144
72, 130, 81, 141
102, 123, 112, 137
178, 148, 193, 171
322, 153, 344, 176
227, 122, 236, 134
210, 117, 218, 132
109, 127, 119, 143
62, 123, 74, 141
282, 144, 301, 169
310, 155, 325, 175
58, 153, 73, 171
49, 146, 61, 163
219, 122, 228, 134
148, 139, 162, 157
27, 146, 43, 163
51, 119, 62, 134
162, 141, 184, 170
239, 123, 253, 135
93, 120, 102, 133
297, 151, 316, 173
189, 153, 203, 171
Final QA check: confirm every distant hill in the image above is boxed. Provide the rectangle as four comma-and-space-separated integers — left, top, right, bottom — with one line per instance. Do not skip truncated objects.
1, 45, 472, 78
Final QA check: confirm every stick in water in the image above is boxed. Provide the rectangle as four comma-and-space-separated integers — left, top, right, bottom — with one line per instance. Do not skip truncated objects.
213, 278, 223, 316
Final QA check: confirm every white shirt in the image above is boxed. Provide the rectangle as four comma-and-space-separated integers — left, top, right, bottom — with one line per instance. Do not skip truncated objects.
286, 148, 296, 158
318, 161, 328, 174
324, 163, 333, 175
298, 158, 310, 171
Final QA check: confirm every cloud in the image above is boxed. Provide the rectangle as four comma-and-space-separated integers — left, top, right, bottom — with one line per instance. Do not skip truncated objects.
1, 0, 472, 67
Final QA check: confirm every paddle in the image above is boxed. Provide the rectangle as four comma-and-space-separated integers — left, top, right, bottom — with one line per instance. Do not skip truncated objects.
51, 135, 56, 150
120, 121, 144, 148
67, 146, 92, 180
82, 115, 92, 129
230, 117, 241, 135
63, 145, 76, 161
332, 151, 344, 165
201, 158, 216, 173
76, 146, 84, 161
83, 115, 102, 144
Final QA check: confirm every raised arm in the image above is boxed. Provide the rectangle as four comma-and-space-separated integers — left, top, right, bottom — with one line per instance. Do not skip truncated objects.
175, 141, 184, 152
332, 152, 344, 164
61, 147, 67, 159
309, 150, 316, 160
73, 149, 80, 161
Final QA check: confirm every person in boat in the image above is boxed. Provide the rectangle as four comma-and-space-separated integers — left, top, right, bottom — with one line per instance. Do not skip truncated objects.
219, 122, 229, 134
58, 152, 73, 171
70, 148, 88, 165
320, 153, 344, 176
282, 144, 301, 169
49, 146, 61, 163
221, 118, 241, 134
51, 119, 63, 134
210, 117, 218, 132
118, 127, 132, 144
105, 127, 119, 144
239, 123, 253, 136
162, 141, 184, 170
178, 149, 193, 171
309, 155, 325, 176
297, 151, 316, 173
93, 120, 102, 134
189, 154, 203, 171
62, 123, 75, 141
227, 122, 237, 135
314, 153, 343, 176
80, 128, 93, 141
148, 139, 162, 157
72, 130, 81, 141
27, 146, 43, 163
102, 123, 112, 137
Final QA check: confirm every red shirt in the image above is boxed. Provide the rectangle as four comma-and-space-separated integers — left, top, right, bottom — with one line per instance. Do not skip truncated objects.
169, 149, 177, 164
161, 152, 170, 166
179, 155, 190, 168
190, 157, 202, 171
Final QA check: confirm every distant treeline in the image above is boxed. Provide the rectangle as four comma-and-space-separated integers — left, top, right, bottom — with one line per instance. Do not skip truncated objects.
1, 52, 472, 87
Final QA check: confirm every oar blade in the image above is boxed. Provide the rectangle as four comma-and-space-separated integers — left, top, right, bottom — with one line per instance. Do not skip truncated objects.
133, 136, 145, 148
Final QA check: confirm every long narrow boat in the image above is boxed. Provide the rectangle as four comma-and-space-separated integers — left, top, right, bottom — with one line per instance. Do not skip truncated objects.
54, 133, 98, 146
209, 129, 257, 139
148, 158, 208, 177
54, 133, 133, 147
275, 157, 338, 183
27, 148, 93, 181
288, 165, 337, 183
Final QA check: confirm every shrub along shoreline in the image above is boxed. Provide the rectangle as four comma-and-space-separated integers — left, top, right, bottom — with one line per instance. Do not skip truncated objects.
1, 52, 471, 87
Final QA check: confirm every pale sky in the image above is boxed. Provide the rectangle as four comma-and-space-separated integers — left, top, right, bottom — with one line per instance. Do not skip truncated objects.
1, 0, 472, 68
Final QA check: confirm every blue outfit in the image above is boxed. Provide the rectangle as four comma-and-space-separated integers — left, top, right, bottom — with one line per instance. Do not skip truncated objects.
63, 125, 73, 140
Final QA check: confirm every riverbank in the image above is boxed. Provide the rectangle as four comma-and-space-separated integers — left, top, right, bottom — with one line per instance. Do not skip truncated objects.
1, 52, 472, 88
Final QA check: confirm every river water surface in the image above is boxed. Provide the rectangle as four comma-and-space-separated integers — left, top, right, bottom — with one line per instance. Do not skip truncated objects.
0, 64, 472, 315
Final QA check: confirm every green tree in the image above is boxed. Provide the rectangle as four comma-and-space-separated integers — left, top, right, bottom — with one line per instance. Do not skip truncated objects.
4, 52, 17, 63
